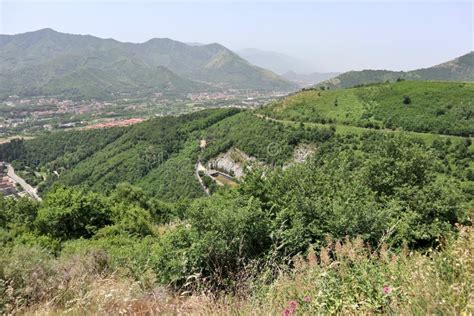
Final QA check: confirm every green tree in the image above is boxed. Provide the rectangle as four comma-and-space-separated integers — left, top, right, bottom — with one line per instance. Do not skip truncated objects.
403, 95, 412, 105
35, 186, 112, 239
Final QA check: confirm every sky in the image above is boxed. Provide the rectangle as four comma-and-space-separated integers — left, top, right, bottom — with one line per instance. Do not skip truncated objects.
1, 0, 472, 72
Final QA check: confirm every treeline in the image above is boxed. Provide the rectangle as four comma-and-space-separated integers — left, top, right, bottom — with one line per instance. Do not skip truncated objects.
0, 128, 126, 170
0, 109, 337, 199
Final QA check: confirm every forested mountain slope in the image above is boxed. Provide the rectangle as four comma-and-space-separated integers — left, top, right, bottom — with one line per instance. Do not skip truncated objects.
316, 52, 474, 89
0, 109, 333, 199
0, 29, 296, 100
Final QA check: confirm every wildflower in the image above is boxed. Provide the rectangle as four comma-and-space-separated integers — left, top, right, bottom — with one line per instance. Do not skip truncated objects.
383, 285, 392, 294
281, 308, 292, 316
303, 296, 311, 302
288, 300, 298, 311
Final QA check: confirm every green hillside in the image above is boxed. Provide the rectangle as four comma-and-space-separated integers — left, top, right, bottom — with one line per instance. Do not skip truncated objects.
0, 29, 296, 100
1, 102, 473, 314
0, 109, 334, 199
260, 81, 474, 136
317, 52, 474, 89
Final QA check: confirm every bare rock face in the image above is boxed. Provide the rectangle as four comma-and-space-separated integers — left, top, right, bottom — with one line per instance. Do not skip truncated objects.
207, 144, 316, 178
283, 143, 316, 170
207, 148, 256, 179
293, 143, 315, 163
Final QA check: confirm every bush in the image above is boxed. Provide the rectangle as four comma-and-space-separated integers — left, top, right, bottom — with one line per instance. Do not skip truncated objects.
154, 192, 271, 288
238, 135, 466, 255
35, 186, 113, 240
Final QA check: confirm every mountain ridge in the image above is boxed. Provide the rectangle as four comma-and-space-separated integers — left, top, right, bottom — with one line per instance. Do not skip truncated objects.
0, 29, 296, 100
316, 52, 474, 89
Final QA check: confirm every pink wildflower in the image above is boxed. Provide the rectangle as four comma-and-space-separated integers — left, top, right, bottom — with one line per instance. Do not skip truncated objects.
288, 300, 298, 311
303, 296, 311, 302
281, 308, 292, 316
383, 285, 392, 294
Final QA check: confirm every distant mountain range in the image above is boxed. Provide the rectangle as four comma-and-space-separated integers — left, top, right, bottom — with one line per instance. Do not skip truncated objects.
0, 29, 296, 100
281, 71, 340, 87
316, 52, 474, 89
236, 48, 339, 87
236, 48, 315, 75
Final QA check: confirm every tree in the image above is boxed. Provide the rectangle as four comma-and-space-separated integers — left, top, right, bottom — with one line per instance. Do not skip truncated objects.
403, 95, 412, 105
35, 186, 112, 239
155, 191, 271, 287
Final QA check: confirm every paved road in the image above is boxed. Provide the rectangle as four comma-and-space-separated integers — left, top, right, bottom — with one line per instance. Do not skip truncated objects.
6, 164, 42, 200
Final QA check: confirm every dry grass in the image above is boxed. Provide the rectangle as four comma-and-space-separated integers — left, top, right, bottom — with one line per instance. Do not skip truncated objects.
3, 227, 473, 315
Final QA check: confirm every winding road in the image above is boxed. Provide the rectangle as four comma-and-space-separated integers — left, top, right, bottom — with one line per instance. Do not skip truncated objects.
6, 163, 42, 201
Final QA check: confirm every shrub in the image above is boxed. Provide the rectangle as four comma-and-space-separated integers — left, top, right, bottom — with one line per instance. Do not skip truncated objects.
154, 192, 271, 288
35, 186, 113, 240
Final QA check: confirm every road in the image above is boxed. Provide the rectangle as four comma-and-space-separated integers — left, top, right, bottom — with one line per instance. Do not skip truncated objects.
6, 164, 42, 201
254, 114, 471, 143
195, 161, 210, 196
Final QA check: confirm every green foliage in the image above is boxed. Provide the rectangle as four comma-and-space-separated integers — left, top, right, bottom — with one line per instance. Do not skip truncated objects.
201, 174, 219, 194
35, 186, 113, 240
0, 133, 470, 315
100, 204, 153, 238
136, 141, 204, 200
0, 196, 39, 231
155, 192, 271, 287
0, 102, 471, 313
61, 234, 159, 281
403, 95, 411, 104
315, 51, 474, 89
362, 136, 435, 195
260, 81, 474, 136
0, 108, 240, 199
237, 134, 467, 254
202, 111, 334, 165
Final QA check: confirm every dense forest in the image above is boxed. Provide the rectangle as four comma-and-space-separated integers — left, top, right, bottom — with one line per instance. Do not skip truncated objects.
0, 109, 336, 198
1, 84, 473, 313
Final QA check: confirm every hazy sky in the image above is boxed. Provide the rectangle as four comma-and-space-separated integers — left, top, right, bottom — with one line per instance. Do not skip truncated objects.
1, 0, 472, 72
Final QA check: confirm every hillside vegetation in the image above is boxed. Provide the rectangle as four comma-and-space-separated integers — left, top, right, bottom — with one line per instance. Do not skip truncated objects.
316, 51, 474, 89
0, 109, 335, 198
260, 81, 474, 136
1, 81, 473, 314
1, 130, 472, 314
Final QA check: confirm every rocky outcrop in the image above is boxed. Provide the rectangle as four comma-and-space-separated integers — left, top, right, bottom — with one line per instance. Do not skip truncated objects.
207, 144, 316, 179
207, 148, 257, 179
283, 143, 316, 170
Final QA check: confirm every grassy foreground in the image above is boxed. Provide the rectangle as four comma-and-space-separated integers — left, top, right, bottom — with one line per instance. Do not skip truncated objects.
3, 226, 472, 315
